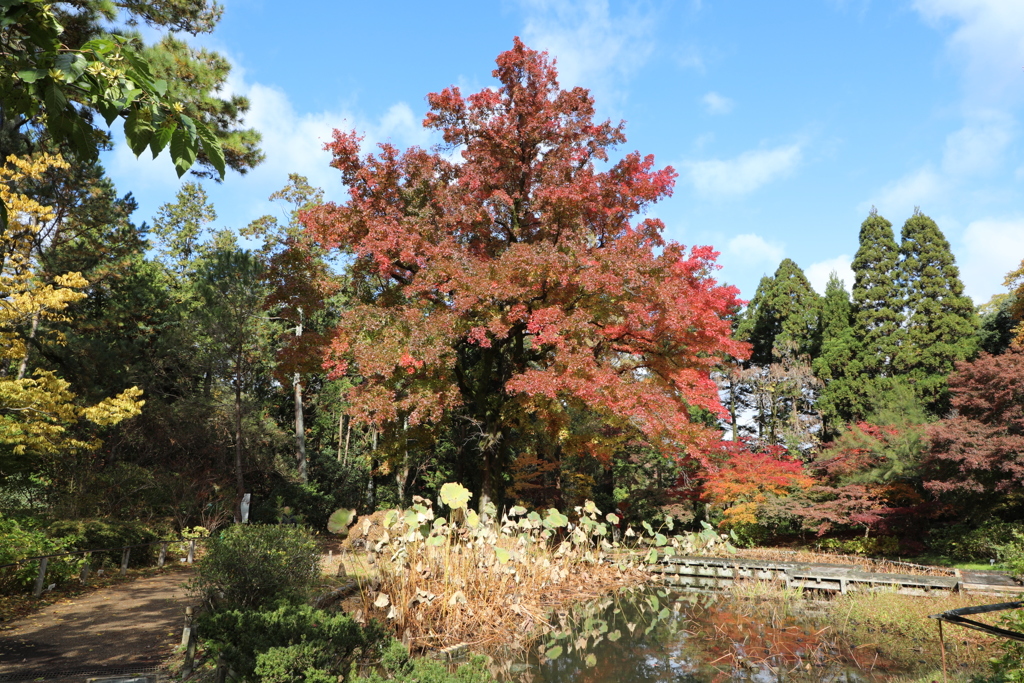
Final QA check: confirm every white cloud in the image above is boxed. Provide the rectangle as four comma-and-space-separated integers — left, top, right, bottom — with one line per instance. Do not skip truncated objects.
701, 91, 734, 115
864, 167, 945, 218
518, 0, 656, 107
805, 256, 855, 295
913, 0, 1024, 102
726, 233, 785, 267
958, 218, 1024, 303
105, 57, 435, 231
942, 111, 1016, 176
683, 144, 803, 197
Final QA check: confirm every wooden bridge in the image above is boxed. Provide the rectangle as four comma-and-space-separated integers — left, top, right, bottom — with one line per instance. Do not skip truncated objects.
649, 555, 1022, 596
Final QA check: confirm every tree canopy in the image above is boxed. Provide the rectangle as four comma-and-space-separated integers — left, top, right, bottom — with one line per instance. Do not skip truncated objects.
303, 38, 746, 508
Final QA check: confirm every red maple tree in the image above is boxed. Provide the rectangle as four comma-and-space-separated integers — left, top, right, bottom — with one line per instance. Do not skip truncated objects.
926, 346, 1024, 507
302, 39, 747, 508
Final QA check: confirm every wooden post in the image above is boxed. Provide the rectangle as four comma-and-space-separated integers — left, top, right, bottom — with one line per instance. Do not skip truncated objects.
80, 552, 91, 583
215, 653, 227, 683
33, 557, 48, 597
120, 547, 130, 575
159, 542, 168, 567
182, 605, 196, 678
939, 619, 948, 683
187, 539, 196, 564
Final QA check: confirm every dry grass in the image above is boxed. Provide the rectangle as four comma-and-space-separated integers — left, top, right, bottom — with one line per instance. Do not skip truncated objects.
734, 547, 956, 576
350, 529, 650, 655
828, 589, 1002, 671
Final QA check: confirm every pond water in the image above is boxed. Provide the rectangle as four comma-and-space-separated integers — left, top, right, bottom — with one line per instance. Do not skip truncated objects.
506, 588, 903, 683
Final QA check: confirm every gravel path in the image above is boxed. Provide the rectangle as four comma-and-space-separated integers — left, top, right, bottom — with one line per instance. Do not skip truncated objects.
0, 569, 194, 681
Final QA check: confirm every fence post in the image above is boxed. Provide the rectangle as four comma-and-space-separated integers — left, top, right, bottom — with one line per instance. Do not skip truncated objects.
80, 552, 91, 583
187, 539, 196, 564
33, 557, 48, 597
182, 605, 197, 678
159, 542, 168, 567
120, 547, 130, 575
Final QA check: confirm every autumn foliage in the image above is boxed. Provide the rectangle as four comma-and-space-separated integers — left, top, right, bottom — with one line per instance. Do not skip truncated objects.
302, 39, 745, 505
926, 346, 1024, 502
700, 441, 813, 527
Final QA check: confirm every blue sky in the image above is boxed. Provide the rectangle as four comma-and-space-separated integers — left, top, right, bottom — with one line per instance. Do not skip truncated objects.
103, 0, 1024, 305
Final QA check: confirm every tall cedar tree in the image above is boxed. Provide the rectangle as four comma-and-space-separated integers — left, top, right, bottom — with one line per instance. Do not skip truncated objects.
735, 258, 820, 365
813, 272, 859, 436
302, 40, 746, 510
926, 347, 1024, 520
848, 210, 903, 418
895, 211, 977, 412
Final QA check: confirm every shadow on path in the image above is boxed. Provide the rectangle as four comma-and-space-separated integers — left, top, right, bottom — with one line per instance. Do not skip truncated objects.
0, 569, 194, 680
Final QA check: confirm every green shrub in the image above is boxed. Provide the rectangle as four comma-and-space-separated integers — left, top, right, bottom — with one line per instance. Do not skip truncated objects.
200, 605, 376, 682
0, 517, 79, 593
818, 534, 899, 556
353, 641, 494, 683
191, 524, 321, 610
45, 518, 163, 568
930, 522, 1024, 561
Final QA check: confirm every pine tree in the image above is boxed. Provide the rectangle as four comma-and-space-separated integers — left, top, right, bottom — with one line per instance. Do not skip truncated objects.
896, 210, 977, 412
849, 209, 903, 415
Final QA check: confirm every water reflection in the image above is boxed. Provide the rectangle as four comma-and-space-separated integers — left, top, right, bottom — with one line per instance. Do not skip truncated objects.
509, 588, 898, 683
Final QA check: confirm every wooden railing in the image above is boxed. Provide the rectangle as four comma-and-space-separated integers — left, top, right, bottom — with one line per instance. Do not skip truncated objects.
0, 537, 200, 597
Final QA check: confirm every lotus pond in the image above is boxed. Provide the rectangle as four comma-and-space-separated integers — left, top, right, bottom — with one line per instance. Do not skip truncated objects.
497, 586, 975, 683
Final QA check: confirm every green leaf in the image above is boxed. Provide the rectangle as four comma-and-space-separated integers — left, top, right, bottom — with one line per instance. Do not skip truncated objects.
642, 520, 654, 535
543, 509, 568, 529
545, 645, 563, 661
606, 512, 619, 525
494, 548, 510, 565
170, 118, 198, 177
607, 629, 621, 642
508, 505, 527, 517
81, 38, 117, 55
17, 69, 44, 83
124, 109, 154, 157
465, 509, 480, 528
44, 80, 67, 113
439, 482, 472, 510
654, 533, 667, 547
152, 78, 168, 97
645, 548, 658, 564
96, 101, 121, 126
585, 653, 597, 668
425, 535, 445, 547
149, 122, 176, 158
327, 508, 356, 534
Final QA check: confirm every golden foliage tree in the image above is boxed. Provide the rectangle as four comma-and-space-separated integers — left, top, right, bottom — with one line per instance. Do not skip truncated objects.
0, 154, 142, 467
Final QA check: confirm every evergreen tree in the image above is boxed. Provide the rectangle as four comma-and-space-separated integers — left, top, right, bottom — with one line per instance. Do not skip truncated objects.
895, 210, 977, 412
849, 209, 903, 415
735, 259, 821, 365
813, 272, 859, 436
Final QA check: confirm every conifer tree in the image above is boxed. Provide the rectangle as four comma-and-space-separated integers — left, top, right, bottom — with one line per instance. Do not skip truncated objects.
895, 210, 977, 411
813, 273, 859, 436
849, 209, 903, 415
735, 259, 821, 365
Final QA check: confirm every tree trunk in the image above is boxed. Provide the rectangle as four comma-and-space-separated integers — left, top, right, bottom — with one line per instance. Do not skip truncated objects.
479, 448, 494, 517
294, 372, 307, 483
233, 353, 246, 522
396, 416, 409, 505
16, 311, 39, 380
293, 316, 307, 483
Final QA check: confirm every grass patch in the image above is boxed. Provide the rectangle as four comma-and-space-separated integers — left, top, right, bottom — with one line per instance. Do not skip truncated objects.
829, 590, 1001, 673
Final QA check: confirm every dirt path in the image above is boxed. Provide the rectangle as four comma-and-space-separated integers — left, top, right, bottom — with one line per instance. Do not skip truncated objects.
0, 568, 194, 681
